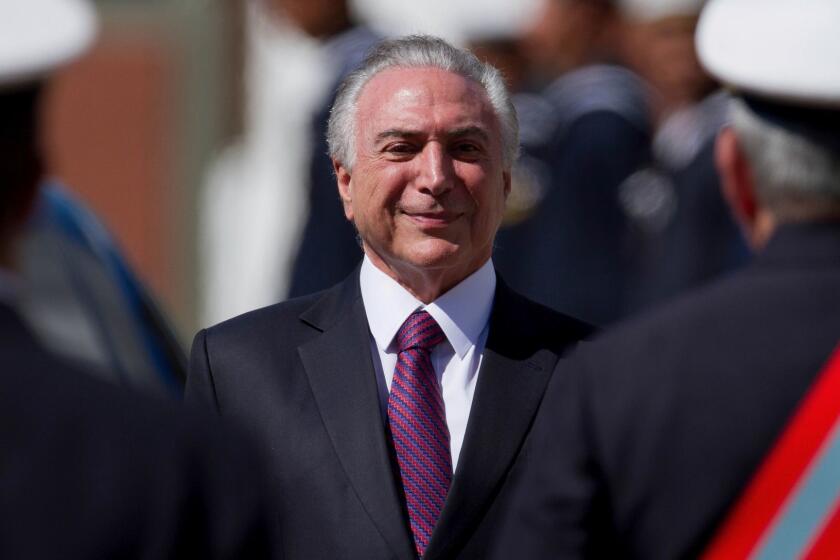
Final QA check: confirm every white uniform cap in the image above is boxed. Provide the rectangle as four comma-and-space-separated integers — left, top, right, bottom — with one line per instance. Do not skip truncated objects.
696, 0, 840, 108
0, 0, 98, 89
618, 0, 706, 22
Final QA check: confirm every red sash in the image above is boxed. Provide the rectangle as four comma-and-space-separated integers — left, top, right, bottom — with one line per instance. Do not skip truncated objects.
703, 345, 840, 560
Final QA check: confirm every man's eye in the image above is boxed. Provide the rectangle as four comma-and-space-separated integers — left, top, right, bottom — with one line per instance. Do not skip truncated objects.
385, 143, 416, 154
453, 143, 482, 156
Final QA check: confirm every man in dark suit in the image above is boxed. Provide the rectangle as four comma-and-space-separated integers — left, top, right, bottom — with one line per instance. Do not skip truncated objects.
188, 35, 591, 559
492, 0, 840, 558
0, 1, 274, 557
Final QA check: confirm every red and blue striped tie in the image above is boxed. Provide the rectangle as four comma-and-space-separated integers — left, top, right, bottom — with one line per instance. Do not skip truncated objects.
388, 310, 452, 558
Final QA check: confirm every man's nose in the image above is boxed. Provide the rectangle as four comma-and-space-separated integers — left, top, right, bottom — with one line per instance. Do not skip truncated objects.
415, 143, 453, 195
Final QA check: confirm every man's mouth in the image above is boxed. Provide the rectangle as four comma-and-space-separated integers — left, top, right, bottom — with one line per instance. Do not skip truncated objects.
402, 210, 461, 227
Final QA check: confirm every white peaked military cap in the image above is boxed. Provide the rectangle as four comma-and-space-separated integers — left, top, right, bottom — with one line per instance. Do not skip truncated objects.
696, 0, 840, 108
618, 0, 707, 21
0, 0, 97, 89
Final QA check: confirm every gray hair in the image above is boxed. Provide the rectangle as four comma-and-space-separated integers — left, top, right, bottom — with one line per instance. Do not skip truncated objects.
731, 98, 840, 220
327, 35, 519, 170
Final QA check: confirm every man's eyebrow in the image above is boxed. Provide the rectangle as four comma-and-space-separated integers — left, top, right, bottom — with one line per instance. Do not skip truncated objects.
374, 125, 491, 143
447, 126, 490, 142
375, 129, 423, 142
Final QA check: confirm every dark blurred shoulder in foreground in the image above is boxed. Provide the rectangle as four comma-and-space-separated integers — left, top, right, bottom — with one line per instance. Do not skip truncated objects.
0, 300, 276, 559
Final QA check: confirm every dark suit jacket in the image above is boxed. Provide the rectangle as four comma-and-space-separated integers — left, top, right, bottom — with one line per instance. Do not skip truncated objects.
493, 223, 840, 559
0, 302, 275, 559
187, 270, 592, 559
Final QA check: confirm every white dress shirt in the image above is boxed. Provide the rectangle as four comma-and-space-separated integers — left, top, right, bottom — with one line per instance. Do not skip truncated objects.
359, 256, 496, 472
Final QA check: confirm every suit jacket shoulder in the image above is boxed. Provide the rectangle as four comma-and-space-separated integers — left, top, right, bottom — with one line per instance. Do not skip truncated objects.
204, 287, 334, 347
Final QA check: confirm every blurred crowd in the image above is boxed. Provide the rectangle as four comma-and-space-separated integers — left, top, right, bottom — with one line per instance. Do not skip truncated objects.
3, 0, 752, 400
201, 0, 748, 328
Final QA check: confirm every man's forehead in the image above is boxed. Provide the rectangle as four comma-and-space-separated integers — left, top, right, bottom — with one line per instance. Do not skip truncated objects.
361, 66, 483, 97
355, 67, 497, 133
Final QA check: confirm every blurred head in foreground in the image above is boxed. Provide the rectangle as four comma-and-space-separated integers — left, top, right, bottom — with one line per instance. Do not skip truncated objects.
0, 0, 96, 265
696, 0, 840, 248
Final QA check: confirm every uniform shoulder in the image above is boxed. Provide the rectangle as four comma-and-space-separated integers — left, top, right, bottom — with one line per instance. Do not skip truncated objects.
6, 345, 263, 475
13, 356, 275, 557
576, 271, 752, 363
546, 64, 652, 134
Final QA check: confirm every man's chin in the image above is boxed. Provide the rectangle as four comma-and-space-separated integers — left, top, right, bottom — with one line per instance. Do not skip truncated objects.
400, 239, 466, 269
364, 237, 485, 276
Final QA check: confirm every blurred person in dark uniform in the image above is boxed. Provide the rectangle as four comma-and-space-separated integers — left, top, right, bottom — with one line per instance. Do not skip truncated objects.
616, 0, 750, 309
0, 1, 275, 557
492, 0, 840, 557
282, 0, 381, 298
493, 0, 652, 326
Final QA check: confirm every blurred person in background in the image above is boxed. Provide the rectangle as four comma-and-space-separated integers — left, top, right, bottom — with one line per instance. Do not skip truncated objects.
617, 0, 712, 117
492, 0, 840, 557
200, 0, 380, 324
465, 34, 529, 97
491, 0, 652, 326
0, 1, 275, 557
519, 0, 617, 89
188, 35, 591, 560
282, 0, 382, 299
615, 0, 750, 310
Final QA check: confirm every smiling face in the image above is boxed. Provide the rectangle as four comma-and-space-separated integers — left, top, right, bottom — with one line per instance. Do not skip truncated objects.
335, 66, 510, 300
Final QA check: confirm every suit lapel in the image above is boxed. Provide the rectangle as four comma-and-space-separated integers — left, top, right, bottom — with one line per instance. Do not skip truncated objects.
297, 275, 415, 560
424, 282, 559, 559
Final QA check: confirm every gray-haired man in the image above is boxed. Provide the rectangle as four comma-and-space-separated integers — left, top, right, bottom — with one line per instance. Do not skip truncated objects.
187, 35, 591, 560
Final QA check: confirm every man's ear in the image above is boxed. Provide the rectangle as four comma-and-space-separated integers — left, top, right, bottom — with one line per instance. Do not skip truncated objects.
334, 159, 354, 221
715, 127, 762, 248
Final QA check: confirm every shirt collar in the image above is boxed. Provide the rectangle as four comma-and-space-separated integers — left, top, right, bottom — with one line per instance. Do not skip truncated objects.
360, 256, 496, 359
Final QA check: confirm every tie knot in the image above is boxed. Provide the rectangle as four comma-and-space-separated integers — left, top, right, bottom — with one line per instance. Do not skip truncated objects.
396, 310, 445, 352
